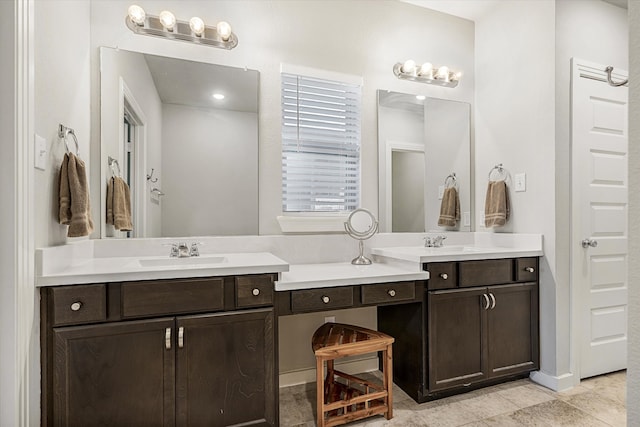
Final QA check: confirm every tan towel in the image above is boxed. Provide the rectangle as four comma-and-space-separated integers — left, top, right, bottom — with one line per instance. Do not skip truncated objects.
484, 180, 510, 227
438, 187, 460, 227
106, 176, 133, 231
58, 153, 94, 237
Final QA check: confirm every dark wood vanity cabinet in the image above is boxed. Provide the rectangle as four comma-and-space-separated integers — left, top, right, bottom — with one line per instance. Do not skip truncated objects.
41, 274, 278, 427
379, 257, 539, 402
426, 258, 539, 397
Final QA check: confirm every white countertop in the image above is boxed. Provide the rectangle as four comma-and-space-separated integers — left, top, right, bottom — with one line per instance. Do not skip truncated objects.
36, 252, 289, 287
371, 245, 543, 263
275, 261, 429, 291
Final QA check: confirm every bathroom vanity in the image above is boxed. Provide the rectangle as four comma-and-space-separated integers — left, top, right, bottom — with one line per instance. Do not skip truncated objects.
37, 235, 542, 426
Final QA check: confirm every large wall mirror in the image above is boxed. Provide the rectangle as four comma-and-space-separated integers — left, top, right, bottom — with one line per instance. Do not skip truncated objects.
100, 47, 259, 238
377, 90, 472, 233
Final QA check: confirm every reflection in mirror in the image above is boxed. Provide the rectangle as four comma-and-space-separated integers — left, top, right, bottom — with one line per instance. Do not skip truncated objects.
377, 90, 471, 233
100, 47, 259, 238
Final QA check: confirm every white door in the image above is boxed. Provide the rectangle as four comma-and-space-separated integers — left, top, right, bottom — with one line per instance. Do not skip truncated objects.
571, 59, 628, 379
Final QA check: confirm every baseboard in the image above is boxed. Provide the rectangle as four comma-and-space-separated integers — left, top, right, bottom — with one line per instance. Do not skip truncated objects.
279, 357, 379, 388
530, 370, 576, 392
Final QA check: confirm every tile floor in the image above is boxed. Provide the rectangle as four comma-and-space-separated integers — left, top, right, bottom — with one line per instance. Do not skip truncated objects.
279, 370, 626, 426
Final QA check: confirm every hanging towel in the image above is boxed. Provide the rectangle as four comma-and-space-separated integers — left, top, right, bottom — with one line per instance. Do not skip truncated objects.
484, 180, 510, 227
58, 153, 94, 237
106, 176, 133, 231
438, 186, 460, 227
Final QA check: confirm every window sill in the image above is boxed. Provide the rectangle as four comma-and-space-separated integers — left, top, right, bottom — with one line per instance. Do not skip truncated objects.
276, 215, 349, 234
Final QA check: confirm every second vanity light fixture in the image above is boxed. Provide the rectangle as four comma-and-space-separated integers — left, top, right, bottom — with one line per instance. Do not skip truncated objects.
393, 60, 461, 88
125, 5, 238, 50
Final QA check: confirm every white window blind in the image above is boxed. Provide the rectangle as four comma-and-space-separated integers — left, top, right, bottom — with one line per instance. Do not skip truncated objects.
281, 72, 361, 212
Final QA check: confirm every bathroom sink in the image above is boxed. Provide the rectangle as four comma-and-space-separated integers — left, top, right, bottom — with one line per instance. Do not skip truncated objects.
422, 245, 485, 252
138, 256, 227, 267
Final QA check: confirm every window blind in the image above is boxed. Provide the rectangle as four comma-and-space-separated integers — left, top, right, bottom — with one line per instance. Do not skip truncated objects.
281, 72, 361, 212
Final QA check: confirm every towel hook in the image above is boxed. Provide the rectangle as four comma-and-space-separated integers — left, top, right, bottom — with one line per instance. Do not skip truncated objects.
605, 66, 628, 87
108, 156, 121, 177
58, 124, 80, 156
444, 173, 457, 189
146, 168, 158, 183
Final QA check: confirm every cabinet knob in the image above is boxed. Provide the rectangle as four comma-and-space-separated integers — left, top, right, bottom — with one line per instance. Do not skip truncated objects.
322, 296, 330, 304
252, 288, 260, 296
440, 273, 448, 280
524, 267, 535, 273
388, 289, 396, 297
70, 302, 82, 311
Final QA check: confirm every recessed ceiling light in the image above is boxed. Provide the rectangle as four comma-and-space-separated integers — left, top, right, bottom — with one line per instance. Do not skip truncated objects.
416, 95, 426, 101
213, 93, 225, 100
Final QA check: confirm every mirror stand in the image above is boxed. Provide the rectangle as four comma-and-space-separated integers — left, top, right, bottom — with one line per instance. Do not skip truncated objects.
344, 208, 379, 265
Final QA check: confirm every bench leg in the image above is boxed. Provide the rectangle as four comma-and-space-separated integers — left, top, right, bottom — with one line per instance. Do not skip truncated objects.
383, 345, 393, 420
316, 357, 325, 427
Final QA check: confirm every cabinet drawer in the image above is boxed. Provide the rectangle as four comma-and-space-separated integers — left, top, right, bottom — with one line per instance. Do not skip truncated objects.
426, 263, 457, 290
121, 278, 224, 318
515, 258, 538, 282
291, 287, 353, 313
459, 259, 512, 287
51, 284, 107, 326
361, 282, 415, 305
236, 275, 274, 308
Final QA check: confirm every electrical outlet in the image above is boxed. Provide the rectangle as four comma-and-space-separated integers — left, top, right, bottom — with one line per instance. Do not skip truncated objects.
324, 316, 335, 324
514, 173, 526, 192
463, 211, 470, 227
438, 185, 445, 200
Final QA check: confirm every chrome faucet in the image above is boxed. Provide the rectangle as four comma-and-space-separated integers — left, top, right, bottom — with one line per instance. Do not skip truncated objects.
424, 235, 447, 248
169, 242, 200, 257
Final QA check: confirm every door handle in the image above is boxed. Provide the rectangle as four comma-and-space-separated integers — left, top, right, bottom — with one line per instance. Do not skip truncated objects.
581, 238, 598, 248
482, 293, 490, 310
489, 293, 496, 309
178, 327, 184, 348
165, 328, 171, 350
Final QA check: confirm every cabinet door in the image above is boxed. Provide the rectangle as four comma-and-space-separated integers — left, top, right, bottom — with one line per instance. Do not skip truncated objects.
53, 318, 175, 427
176, 308, 275, 427
428, 288, 489, 391
487, 283, 539, 377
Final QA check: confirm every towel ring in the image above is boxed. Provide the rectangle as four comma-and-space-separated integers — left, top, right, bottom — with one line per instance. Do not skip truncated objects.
444, 173, 457, 189
488, 164, 509, 181
108, 156, 121, 177
58, 124, 79, 156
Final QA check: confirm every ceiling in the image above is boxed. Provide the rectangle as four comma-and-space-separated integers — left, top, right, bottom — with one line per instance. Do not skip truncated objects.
402, 0, 627, 21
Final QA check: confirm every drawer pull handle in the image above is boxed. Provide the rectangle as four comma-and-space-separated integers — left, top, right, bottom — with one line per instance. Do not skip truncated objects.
489, 293, 496, 309
165, 328, 171, 350
322, 296, 330, 304
70, 302, 82, 311
252, 288, 260, 296
178, 327, 184, 348
388, 289, 396, 297
440, 273, 448, 280
524, 267, 535, 273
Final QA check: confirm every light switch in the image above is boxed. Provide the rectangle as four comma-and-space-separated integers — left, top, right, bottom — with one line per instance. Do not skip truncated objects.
514, 173, 526, 192
34, 134, 47, 170
438, 185, 445, 200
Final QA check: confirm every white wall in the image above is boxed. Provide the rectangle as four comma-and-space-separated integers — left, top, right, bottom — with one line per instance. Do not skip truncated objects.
35, 0, 92, 247
161, 104, 258, 236
554, 0, 628, 383
474, 0, 558, 380
628, 1, 640, 424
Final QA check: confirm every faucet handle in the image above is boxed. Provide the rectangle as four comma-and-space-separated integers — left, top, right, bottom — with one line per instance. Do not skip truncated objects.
170, 243, 179, 257
190, 242, 200, 257
423, 236, 433, 247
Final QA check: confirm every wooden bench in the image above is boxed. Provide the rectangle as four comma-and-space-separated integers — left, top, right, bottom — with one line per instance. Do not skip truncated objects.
312, 323, 394, 427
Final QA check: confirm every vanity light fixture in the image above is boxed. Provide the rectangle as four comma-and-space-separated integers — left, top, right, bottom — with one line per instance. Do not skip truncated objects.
393, 60, 461, 88
125, 5, 238, 50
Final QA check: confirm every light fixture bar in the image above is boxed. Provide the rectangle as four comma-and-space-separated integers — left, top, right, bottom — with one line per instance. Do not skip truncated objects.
125, 11, 238, 50
393, 62, 460, 88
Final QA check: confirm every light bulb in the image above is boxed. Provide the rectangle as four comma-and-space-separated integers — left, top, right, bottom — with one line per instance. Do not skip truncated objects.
189, 17, 205, 36
401, 60, 416, 74
416, 95, 426, 101
159, 10, 176, 31
436, 66, 450, 81
213, 93, 225, 100
418, 62, 433, 78
127, 4, 146, 26
216, 21, 232, 41
452, 71, 463, 81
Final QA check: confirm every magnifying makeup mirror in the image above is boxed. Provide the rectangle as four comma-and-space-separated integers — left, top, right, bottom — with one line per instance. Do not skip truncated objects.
344, 208, 379, 265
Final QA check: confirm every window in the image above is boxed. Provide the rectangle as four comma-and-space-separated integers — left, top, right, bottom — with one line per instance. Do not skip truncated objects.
281, 69, 362, 213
